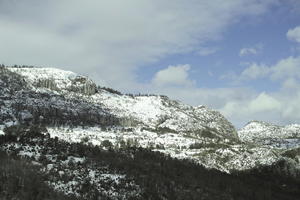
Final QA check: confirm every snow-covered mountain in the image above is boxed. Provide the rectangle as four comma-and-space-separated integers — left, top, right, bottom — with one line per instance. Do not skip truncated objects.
2, 65, 300, 199
238, 121, 300, 148
1, 66, 299, 174
7, 67, 237, 139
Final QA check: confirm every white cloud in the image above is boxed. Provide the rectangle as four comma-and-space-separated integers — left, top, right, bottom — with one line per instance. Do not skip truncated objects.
183, 55, 300, 127
147, 80, 297, 127
158, 87, 255, 109
239, 48, 258, 56
240, 63, 271, 80
152, 64, 194, 86
281, 92, 300, 120
219, 91, 300, 127
218, 55, 300, 127
239, 44, 263, 56
220, 92, 282, 120
270, 56, 300, 80
220, 62, 270, 83
248, 92, 282, 112
149, 79, 300, 127
281, 78, 300, 90
197, 47, 219, 56
231, 56, 300, 82
287, 26, 300, 43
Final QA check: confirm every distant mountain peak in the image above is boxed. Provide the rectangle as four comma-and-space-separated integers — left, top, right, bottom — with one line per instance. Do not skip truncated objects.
239, 120, 300, 147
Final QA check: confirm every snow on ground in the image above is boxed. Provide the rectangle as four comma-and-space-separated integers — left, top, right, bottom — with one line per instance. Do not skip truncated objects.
157, 144, 279, 173
47, 126, 196, 150
47, 167, 136, 198
4, 67, 299, 173
1, 143, 42, 160
87, 91, 237, 138
90, 92, 183, 127
46, 126, 282, 172
5, 125, 276, 173
61, 156, 86, 165
260, 138, 300, 149
1, 140, 140, 198
0, 125, 4, 135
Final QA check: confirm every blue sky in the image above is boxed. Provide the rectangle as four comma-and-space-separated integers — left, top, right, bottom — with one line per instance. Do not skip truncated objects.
1, 0, 300, 127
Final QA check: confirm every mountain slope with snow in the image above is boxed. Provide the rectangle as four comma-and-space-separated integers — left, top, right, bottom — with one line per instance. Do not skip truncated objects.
1, 66, 299, 174
6, 66, 237, 139
238, 121, 300, 149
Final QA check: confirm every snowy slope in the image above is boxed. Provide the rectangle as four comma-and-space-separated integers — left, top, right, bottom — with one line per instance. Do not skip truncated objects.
45, 126, 279, 172
2, 66, 299, 173
7, 66, 237, 139
89, 91, 237, 138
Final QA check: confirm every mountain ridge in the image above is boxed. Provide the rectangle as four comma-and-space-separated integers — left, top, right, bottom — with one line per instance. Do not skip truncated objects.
1, 65, 299, 172
5, 66, 238, 139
